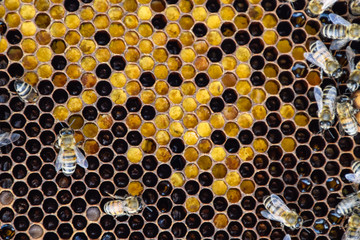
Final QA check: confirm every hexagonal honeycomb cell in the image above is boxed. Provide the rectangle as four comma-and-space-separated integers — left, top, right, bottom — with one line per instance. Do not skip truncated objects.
0, 0, 357, 239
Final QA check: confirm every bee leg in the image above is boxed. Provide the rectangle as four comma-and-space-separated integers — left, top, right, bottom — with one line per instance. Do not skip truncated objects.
104, 191, 126, 200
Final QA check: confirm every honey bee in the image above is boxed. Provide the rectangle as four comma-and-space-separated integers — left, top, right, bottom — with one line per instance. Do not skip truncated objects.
14, 80, 39, 103
321, 14, 360, 50
335, 191, 360, 216
55, 128, 88, 176
0, 132, 20, 152
261, 194, 303, 230
343, 208, 360, 240
336, 95, 358, 136
104, 193, 143, 217
350, 0, 360, 16
346, 46, 360, 92
345, 160, 360, 184
304, 40, 342, 79
306, 0, 338, 17
314, 85, 337, 133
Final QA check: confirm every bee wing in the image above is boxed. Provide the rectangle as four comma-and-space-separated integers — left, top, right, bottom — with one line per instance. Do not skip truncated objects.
304, 53, 326, 70
320, 0, 337, 11
283, 234, 291, 240
346, 46, 356, 70
345, 173, 360, 183
261, 210, 283, 222
0, 132, 20, 147
314, 86, 323, 113
330, 39, 350, 50
75, 147, 88, 169
55, 149, 64, 171
271, 194, 291, 212
329, 13, 351, 26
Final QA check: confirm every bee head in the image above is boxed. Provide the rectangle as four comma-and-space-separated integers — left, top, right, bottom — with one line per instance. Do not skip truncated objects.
295, 216, 303, 228
320, 121, 331, 130
59, 128, 74, 136
347, 80, 358, 92
306, 0, 321, 17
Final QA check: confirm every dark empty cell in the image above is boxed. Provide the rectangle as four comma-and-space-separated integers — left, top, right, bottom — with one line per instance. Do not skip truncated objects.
277, 21, 292, 36
292, 29, 307, 43
292, 62, 308, 78
0, 207, 14, 222
52, 89, 68, 103
252, 122, 268, 136
265, 96, 280, 111
172, 223, 187, 238
111, 123, 127, 138
233, 0, 248, 12
200, 206, 215, 221
67, 81, 83, 96
113, 173, 129, 188
10, 114, 26, 128
37, 80, 53, 95
192, 23, 208, 37
168, 72, 182, 87
210, 97, 224, 112
276, 4, 291, 19
39, 131, 55, 145
171, 206, 187, 221
240, 163, 254, 177
141, 105, 156, 120
221, 22, 236, 37
139, 72, 155, 87
296, 145, 312, 160
0, 72, 9, 86
170, 155, 185, 170
10, 97, 25, 112
157, 198, 173, 213
207, 47, 223, 62
199, 189, 213, 203
249, 39, 264, 53
221, 39, 236, 54
81, 0, 93, 2
279, 88, 294, 102
222, 89, 238, 103
211, 130, 226, 144
152, 14, 167, 29
199, 172, 213, 186
238, 130, 253, 144
97, 131, 113, 146
24, 105, 40, 120
111, 106, 127, 120
0, 21, 7, 36
57, 206, 72, 221
113, 139, 128, 154
13, 183, 27, 197
6, 30, 22, 44
166, 40, 182, 54
170, 138, 185, 153
126, 131, 142, 146
250, 56, 265, 70
83, 106, 98, 121
64, 0, 79, 11
206, 0, 220, 12
156, 181, 172, 196
200, 222, 215, 237
115, 224, 130, 238
142, 206, 158, 221
332, 1, 347, 15
250, 72, 265, 86
73, 216, 87, 230
279, 71, 294, 86
195, 73, 209, 87
95, 31, 111, 45
8, 63, 24, 78
96, 64, 111, 79
143, 223, 158, 238
110, 56, 126, 71
87, 224, 102, 239
249, 22, 264, 36
14, 216, 29, 231
13, 165, 27, 179
142, 156, 157, 171
51, 56, 67, 70
281, 121, 296, 135
128, 164, 144, 179
261, 0, 276, 10
225, 138, 240, 153
96, 97, 112, 112
126, 97, 142, 112
266, 130, 282, 144
278, 55, 293, 69
157, 164, 171, 179
158, 215, 172, 230
171, 189, 186, 204
0, 55, 8, 69
235, 30, 250, 45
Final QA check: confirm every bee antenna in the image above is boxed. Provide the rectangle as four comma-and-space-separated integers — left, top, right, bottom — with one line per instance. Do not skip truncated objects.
68, 118, 76, 129
303, 219, 313, 224
326, 129, 335, 139
304, 228, 311, 234
145, 206, 153, 212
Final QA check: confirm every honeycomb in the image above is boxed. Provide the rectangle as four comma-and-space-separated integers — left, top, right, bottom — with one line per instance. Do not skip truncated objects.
0, 0, 358, 239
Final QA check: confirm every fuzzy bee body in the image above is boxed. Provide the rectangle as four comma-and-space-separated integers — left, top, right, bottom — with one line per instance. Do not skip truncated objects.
346, 46, 360, 92
104, 196, 142, 217
343, 208, 360, 239
321, 14, 360, 50
14, 80, 39, 103
345, 160, 360, 183
336, 96, 358, 136
314, 85, 337, 132
306, 0, 338, 17
336, 191, 360, 216
261, 194, 303, 230
55, 128, 88, 176
304, 40, 342, 78
350, 0, 360, 16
